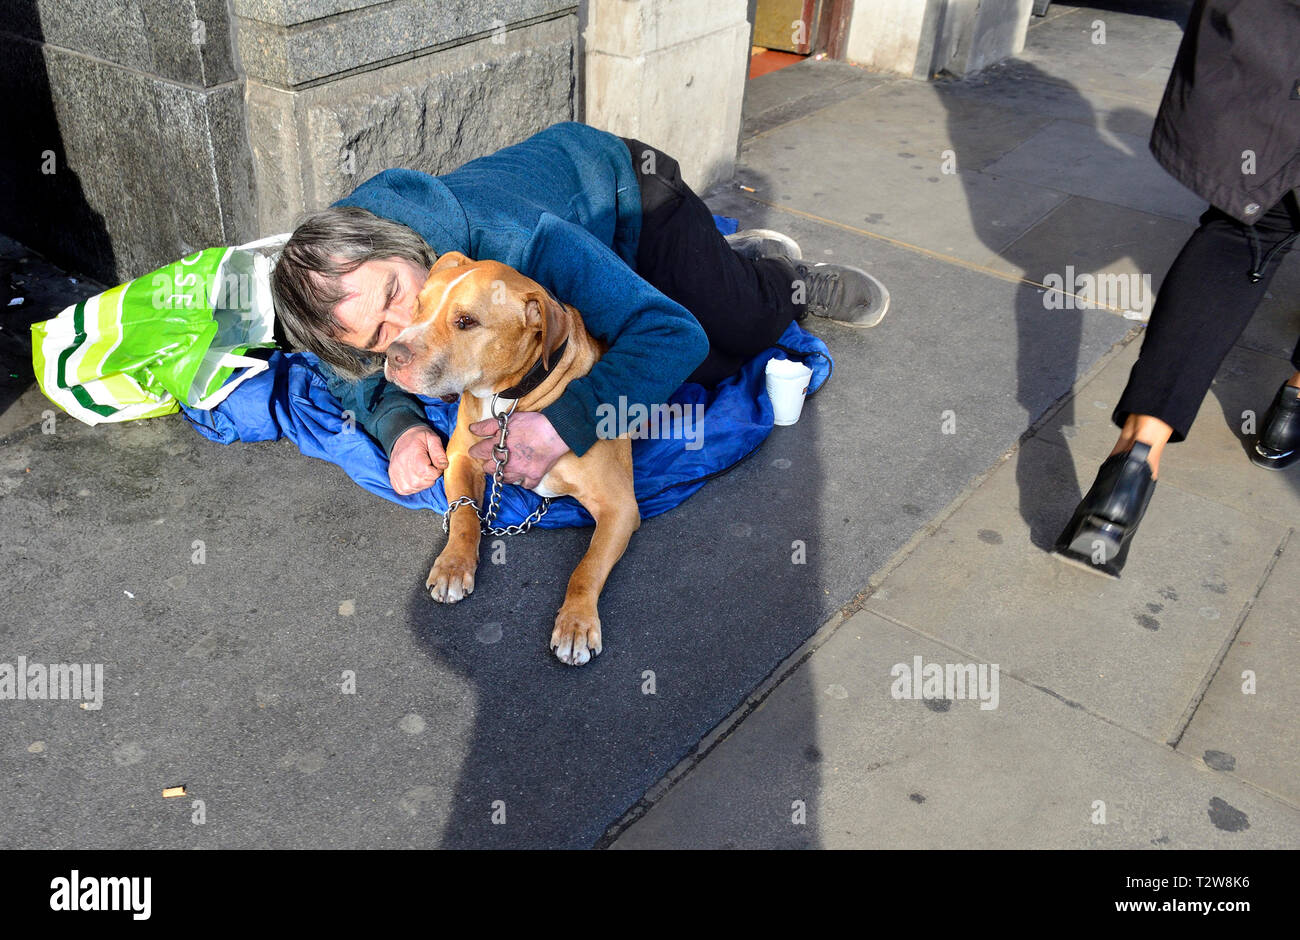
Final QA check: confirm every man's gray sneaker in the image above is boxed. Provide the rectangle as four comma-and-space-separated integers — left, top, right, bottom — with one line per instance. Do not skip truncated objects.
793, 261, 890, 328
725, 229, 802, 263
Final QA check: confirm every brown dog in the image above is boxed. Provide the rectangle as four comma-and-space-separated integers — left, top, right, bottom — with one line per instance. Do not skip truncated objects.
383, 251, 639, 666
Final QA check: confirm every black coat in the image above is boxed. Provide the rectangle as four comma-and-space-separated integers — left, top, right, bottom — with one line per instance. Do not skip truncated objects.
1150, 0, 1300, 224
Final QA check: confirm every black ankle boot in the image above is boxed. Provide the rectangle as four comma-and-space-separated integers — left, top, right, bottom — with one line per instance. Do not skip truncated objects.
1052, 441, 1158, 578
1250, 382, 1300, 470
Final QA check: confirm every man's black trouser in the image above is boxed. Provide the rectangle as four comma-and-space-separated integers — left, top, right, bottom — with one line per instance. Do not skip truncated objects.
621, 137, 801, 387
1115, 191, 1300, 441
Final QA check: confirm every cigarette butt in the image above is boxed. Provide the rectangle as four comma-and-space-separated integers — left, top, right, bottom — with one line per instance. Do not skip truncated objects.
162, 786, 187, 798
739, 185, 756, 192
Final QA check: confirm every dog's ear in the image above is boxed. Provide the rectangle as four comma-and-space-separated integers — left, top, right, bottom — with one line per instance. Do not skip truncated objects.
415, 251, 474, 322
523, 290, 567, 369
429, 250, 472, 274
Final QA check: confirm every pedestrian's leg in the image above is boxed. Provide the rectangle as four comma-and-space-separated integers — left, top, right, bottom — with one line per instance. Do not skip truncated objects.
1055, 193, 1299, 575
1113, 193, 1300, 454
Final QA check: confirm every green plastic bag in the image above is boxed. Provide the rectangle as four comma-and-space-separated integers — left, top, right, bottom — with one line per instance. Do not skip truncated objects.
31, 233, 289, 425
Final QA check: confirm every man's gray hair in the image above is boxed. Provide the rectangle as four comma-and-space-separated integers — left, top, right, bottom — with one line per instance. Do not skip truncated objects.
271, 206, 435, 380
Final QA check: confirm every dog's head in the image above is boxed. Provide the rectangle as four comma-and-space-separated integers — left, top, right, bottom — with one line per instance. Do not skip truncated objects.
383, 252, 567, 400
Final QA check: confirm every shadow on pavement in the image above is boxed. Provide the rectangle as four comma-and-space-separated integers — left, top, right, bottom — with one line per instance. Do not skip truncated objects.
400, 163, 831, 848
937, 65, 1185, 550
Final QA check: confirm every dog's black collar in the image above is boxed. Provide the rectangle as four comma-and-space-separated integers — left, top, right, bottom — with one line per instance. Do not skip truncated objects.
497, 337, 569, 400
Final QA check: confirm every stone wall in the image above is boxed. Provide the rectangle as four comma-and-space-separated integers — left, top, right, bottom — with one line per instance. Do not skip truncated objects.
0, 0, 582, 283
957, 0, 1035, 75
238, 0, 581, 236
844, 0, 1033, 80
583, 0, 751, 193
0, 0, 253, 283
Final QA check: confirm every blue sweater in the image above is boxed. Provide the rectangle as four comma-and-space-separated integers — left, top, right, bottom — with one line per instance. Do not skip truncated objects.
326, 122, 710, 457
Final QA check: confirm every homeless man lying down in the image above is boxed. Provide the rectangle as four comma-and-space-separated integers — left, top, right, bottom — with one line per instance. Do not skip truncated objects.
269, 121, 889, 495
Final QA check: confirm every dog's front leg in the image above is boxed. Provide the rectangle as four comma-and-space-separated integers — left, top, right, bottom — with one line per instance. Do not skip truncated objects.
551, 443, 640, 665
428, 428, 485, 603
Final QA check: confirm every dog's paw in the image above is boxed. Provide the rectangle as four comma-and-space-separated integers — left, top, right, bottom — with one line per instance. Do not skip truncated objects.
427, 553, 477, 604
550, 607, 602, 666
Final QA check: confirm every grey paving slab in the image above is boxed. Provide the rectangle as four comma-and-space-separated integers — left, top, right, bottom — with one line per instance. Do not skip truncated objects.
930, 3, 1188, 146
1177, 535, 1300, 806
932, 65, 1158, 141
1, 418, 477, 848
613, 609, 1300, 849
743, 60, 871, 119
863, 435, 1288, 743
983, 194, 1194, 301
981, 119, 1204, 222
772, 78, 1056, 172
741, 58, 888, 139
1015, 4, 1190, 106
0, 385, 58, 439
737, 118, 1069, 266
703, 187, 1134, 481
1037, 339, 1300, 528
694, 190, 1131, 609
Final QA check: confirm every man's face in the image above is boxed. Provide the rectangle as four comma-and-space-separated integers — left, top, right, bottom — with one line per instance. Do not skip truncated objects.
329, 256, 430, 355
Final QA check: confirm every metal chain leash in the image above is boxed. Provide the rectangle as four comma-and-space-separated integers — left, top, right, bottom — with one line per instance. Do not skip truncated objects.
441, 394, 552, 537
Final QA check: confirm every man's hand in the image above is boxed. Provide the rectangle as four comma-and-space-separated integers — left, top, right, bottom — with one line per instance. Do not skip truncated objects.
468, 412, 569, 489
388, 425, 449, 495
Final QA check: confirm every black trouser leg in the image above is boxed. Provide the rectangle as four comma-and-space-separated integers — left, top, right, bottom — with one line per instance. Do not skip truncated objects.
1113, 192, 1300, 441
622, 137, 802, 387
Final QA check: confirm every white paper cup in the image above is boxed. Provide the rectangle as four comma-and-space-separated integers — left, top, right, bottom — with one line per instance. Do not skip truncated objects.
765, 357, 813, 426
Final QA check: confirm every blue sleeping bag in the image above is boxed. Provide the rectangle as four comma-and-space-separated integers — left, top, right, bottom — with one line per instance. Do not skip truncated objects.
181, 321, 832, 527
182, 210, 831, 524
